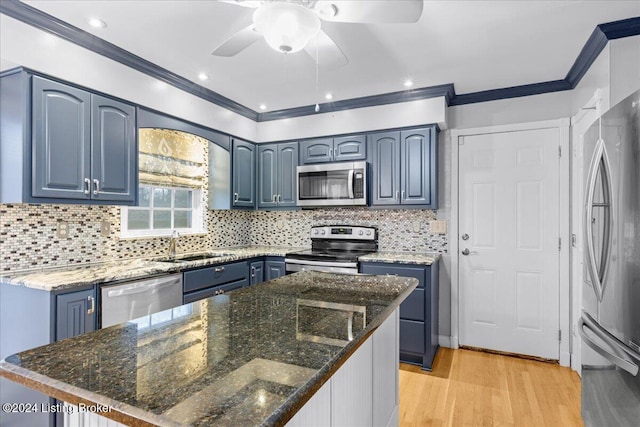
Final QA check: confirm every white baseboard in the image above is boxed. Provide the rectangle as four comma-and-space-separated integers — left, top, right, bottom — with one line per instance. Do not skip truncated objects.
560, 351, 571, 367
438, 335, 454, 348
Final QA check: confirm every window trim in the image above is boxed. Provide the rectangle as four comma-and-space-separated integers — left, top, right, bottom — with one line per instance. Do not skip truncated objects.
121, 184, 205, 238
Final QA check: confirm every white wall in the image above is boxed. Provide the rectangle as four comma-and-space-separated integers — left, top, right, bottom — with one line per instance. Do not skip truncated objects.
610, 35, 640, 107
255, 97, 447, 142
0, 15, 257, 141
449, 90, 573, 130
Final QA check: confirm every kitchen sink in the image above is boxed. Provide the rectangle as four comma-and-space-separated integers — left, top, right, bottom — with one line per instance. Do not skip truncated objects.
156, 253, 231, 263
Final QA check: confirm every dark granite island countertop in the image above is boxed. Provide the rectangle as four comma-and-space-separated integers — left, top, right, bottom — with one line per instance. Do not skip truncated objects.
0, 271, 417, 427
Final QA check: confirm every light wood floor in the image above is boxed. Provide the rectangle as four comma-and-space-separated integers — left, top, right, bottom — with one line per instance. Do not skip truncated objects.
399, 348, 583, 427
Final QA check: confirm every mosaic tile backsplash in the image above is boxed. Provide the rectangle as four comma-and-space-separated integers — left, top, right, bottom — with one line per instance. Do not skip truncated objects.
0, 204, 447, 272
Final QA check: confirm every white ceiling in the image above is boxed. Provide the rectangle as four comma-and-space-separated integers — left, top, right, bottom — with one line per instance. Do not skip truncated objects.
15, 1, 640, 113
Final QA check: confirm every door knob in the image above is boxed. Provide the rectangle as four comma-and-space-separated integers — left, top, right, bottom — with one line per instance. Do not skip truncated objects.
461, 233, 469, 240
461, 248, 470, 255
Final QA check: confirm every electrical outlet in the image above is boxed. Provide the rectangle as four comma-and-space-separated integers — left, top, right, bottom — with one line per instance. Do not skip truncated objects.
101, 220, 111, 237
276, 220, 284, 230
412, 221, 421, 233
56, 221, 69, 238
429, 220, 447, 234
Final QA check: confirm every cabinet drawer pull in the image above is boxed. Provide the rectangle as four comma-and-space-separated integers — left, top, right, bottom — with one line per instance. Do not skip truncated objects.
87, 296, 95, 315
84, 178, 91, 195
214, 267, 225, 273
93, 179, 100, 195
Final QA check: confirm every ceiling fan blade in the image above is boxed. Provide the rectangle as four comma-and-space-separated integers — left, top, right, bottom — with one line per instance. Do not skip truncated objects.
217, 0, 262, 8
315, 0, 423, 23
303, 30, 348, 68
212, 25, 262, 57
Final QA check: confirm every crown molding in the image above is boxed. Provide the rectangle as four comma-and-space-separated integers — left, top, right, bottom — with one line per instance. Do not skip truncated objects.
0, 0, 258, 120
257, 84, 455, 122
2, 1, 639, 120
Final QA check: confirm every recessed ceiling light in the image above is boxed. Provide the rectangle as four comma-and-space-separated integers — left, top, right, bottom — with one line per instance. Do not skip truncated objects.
88, 17, 107, 29
403, 79, 414, 88
325, 93, 333, 100
259, 104, 267, 111
198, 72, 209, 81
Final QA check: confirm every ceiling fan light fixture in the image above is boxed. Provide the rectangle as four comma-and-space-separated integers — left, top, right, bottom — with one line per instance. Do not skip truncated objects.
253, 3, 321, 54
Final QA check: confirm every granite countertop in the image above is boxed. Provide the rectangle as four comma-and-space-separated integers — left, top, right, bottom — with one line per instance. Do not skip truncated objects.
0, 246, 306, 291
358, 251, 441, 265
0, 271, 417, 427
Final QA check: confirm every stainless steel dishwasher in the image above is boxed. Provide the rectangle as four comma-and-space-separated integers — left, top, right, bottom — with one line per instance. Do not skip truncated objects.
100, 274, 183, 328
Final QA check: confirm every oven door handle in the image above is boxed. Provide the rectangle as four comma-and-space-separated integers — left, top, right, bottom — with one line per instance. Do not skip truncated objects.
348, 169, 355, 199
285, 258, 358, 268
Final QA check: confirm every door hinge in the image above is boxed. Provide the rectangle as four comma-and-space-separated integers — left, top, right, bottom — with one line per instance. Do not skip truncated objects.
571, 234, 577, 247
558, 237, 561, 251
559, 146, 562, 158
559, 330, 562, 342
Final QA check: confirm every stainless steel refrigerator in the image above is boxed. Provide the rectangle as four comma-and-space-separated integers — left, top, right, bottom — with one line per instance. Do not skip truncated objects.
580, 88, 640, 426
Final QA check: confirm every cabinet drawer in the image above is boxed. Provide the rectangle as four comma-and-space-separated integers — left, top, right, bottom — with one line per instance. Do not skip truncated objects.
183, 262, 248, 293
400, 288, 424, 321
183, 278, 248, 304
400, 319, 425, 354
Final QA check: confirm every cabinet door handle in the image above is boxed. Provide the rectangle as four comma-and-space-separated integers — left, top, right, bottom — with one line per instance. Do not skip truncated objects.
251, 266, 255, 278
401, 190, 405, 200
233, 193, 239, 203
93, 179, 100, 195
214, 267, 225, 273
272, 194, 277, 203
87, 296, 95, 315
219, 289, 225, 295
84, 178, 91, 195
395, 191, 400, 201
329, 148, 333, 160
277, 194, 282, 203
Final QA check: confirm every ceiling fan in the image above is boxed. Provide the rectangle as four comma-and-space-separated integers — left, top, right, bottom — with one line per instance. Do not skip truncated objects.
212, 0, 424, 67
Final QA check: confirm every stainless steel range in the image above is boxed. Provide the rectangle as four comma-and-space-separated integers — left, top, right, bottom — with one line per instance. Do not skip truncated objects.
285, 225, 377, 275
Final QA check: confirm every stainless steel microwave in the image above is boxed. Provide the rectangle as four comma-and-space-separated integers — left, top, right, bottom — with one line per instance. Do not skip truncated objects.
296, 161, 367, 207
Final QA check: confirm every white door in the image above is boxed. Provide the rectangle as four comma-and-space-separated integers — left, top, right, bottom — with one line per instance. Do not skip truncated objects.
459, 128, 560, 359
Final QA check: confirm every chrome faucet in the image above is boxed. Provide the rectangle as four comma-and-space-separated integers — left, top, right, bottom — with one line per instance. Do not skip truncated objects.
168, 230, 179, 259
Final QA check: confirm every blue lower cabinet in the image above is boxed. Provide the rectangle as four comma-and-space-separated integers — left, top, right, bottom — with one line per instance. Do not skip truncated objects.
250, 261, 264, 285
265, 258, 286, 281
182, 261, 250, 303
360, 260, 439, 370
183, 278, 248, 304
56, 288, 96, 341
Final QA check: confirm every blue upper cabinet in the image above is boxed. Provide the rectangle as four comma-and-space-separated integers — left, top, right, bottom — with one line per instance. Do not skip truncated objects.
30, 75, 137, 205
400, 127, 437, 207
257, 142, 298, 209
257, 144, 278, 209
277, 142, 298, 208
368, 131, 401, 205
299, 138, 333, 164
333, 135, 366, 162
369, 126, 438, 209
32, 76, 92, 200
91, 95, 137, 203
299, 135, 365, 164
232, 138, 256, 209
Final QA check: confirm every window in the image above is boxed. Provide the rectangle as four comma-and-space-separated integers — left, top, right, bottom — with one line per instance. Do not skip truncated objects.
121, 185, 204, 237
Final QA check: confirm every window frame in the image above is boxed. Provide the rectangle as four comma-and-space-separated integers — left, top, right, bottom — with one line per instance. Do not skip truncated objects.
121, 184, 205, 238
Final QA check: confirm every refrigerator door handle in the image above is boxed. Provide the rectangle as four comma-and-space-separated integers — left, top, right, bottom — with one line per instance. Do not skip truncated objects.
579, 311, 640, 376
584, 137, 613, 302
